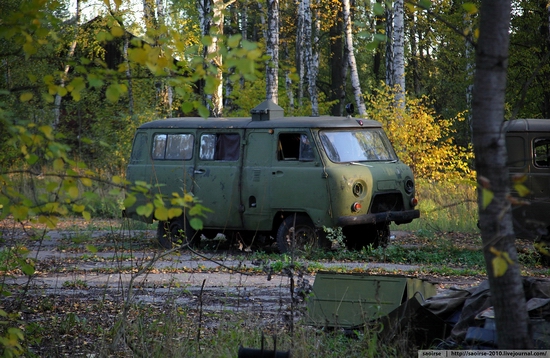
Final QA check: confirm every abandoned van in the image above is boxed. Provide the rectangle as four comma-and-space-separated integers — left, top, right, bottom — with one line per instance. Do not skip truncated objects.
505, 119, 550, 241
125, 100, 420, 252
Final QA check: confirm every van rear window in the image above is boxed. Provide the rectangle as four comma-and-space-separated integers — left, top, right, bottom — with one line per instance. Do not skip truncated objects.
534, 138, 550, 168
152, 134, 194, 160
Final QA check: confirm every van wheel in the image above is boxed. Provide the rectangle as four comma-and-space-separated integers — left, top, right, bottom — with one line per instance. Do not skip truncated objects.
157, 216, 199, 249
276, 214, 319, 254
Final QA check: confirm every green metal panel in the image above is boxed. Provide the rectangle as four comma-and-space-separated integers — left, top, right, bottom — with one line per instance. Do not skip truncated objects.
307, 272, 437, 328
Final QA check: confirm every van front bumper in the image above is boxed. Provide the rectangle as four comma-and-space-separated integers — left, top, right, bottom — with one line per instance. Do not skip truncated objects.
337, 210, 420, 226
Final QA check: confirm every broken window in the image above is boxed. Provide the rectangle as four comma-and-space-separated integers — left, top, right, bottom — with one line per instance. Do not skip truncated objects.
199, 133, 240, 161
278, 133, 314, 161
152, 133, 194, 160
534, 138, 550, 167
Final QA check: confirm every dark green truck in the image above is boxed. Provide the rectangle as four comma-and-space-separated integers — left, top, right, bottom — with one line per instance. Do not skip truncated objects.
125, 101, 420, 252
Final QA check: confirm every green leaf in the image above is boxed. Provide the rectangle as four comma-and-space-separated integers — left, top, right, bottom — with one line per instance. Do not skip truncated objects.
463, 3, 478, 14
86, 245, 98, 253
181, 102, 194, 114
227, 34, 242, 48
106, 84, 121, 102
123, 195, 136, 208
373, 3, 384, 16
189, 217, 203, 230
82, 211, 91, 220
136, 203, 154, 217
481, 188, 494, 209
21, 262, 35, 276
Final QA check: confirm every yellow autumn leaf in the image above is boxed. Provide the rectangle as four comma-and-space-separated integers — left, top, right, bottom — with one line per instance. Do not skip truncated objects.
82, 211, 91, 221
168, 207, 183, 219
492, 256, 508, 277
68, 185, 79, 199
155, 206, 169, 221
20, 92, 33, 102
513, 183, 531, 197
80, 177, 92, 187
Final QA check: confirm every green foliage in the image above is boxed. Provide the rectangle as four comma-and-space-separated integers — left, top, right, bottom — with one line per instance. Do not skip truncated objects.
366, 84, 474, 181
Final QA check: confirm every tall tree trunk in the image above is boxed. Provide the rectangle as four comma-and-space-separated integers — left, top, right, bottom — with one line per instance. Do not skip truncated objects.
343, 0, 366, 116
123, 34, 134, 116
472, 0, 532, 349
385, 1, 394, 88
266, 0, 279, 103
296, 0, 305, 107
54, 0, 81, 127
304, 0, 320, 116
330, 4, 345, 116
392, 0, 405, 107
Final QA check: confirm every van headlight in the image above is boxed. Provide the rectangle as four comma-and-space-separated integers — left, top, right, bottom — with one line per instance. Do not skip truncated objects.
405, 178, 414, 194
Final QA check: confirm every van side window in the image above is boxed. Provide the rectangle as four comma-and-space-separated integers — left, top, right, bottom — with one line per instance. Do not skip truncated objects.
152, 134, 194, 160
200, 133, 240, 161
130, 132, 148, 163
534, 138, 550, 167
278, 133, 314, 161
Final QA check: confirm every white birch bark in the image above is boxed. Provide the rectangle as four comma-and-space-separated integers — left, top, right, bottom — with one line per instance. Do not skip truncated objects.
343, 0, 366, 116
296, 0, 305, 106
392, 0, 405, 108
54, 0, 81, 127
304, 0, 319, 116
265, 0, 279, 103
385, 2, 394, 88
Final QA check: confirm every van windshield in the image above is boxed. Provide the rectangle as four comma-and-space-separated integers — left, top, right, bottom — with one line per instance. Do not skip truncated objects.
319, 129, 397, 163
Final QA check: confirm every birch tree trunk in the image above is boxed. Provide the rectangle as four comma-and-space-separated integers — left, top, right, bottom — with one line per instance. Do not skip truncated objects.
472, 0, 533, 349
296, 0, 305, 107
304, 0, 320, 116
343, 0, 366, 116
54, 0, 81, 127
330, 5, 345, 116
385, 1, 394, 88
199, 0, 229, 117
392, 0, 405, 107
265, 0, 279, 103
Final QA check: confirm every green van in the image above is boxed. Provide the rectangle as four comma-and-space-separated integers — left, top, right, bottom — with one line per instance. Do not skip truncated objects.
125, 100, 420, 251
505, 119, 550, 242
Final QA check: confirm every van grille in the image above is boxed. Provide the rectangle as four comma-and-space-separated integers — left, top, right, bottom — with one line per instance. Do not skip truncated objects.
370, 193, 404, 213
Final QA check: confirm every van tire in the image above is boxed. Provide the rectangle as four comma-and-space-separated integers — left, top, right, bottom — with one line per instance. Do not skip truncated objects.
276, 214, 318, 254
157, 216, 199, 249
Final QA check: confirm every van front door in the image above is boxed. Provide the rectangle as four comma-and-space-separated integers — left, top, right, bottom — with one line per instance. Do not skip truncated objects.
191, 130, 243, 229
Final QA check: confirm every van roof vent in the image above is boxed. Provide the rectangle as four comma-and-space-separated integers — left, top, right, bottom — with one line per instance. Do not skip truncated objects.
250, 99, 284, 121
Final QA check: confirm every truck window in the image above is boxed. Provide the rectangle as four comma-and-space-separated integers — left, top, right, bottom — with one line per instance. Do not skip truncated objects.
278, 133, 314, 161
199, 133, 240, 161
319, 129, 397, 163
506, 136, 526, 168
130, 132, 148, 164
152, 133, 194, 160
534, 138, 550, 168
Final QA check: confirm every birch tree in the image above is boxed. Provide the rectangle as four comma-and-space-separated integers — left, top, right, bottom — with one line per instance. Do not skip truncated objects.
392, 0, 405, 107
266, 0, 279, 103
304, 0, 320, 116
472, 0, 533, 348
343, 0, 366, 116
53, 0, 81, 127
199, 0, 233, 117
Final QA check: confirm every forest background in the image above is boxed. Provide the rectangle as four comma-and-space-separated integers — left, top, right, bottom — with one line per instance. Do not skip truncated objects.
3, 0, 549, 188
